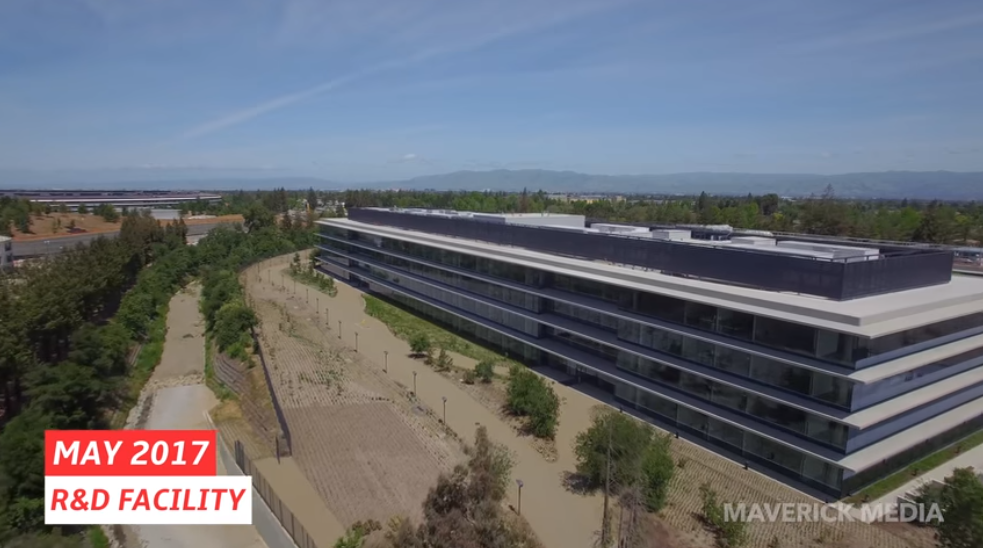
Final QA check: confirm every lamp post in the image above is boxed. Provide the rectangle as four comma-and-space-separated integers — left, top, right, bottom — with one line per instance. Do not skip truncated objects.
316, 296, 319, 314
338, 320, 342, 339
516, 480, 524, 516
442, 396, 447, 424
354, 331, 359, 352
384, 350, 389, 373
326, 307, 330, 325
412, 371, 417, 396
306, 287, 309, 302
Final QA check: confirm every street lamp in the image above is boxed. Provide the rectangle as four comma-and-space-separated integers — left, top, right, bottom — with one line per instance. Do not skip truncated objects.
338, 320, 342, 338
516, 480, 524, 516
442, 396, 447, 424
354, 331, 359, 352
316, 296, 319, 313
384, 350, 389, 373
412, 371, 417, 396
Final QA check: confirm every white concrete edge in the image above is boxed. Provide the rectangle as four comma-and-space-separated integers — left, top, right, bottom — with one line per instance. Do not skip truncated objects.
203, 411, 299, 548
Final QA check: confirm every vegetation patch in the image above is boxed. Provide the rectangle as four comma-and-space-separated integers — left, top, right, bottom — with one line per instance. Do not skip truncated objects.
362, 294, 511, 366
287, 250, 337, 296
505, 365, 560, 439
845, 429, 983, 504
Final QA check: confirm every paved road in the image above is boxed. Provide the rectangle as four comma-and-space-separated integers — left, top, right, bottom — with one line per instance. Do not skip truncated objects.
11, 223, 224, 258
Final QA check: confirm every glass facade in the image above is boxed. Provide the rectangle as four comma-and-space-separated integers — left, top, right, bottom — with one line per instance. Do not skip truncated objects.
617, 353, 849, 449
615, 383, 843, 493
321, 227, 983, 367
618, 319, 852, 408
317, 223, 983, 497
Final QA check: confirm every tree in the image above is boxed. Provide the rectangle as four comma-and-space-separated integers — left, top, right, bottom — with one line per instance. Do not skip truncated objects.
505, 366, 559, 438
370, 426, 537, 548
699, 483, 748, 547
243, 202, 275, 232
409, 334, 431, 358
76, 203, 89, 215
474, 360, 495, 383
936, 467, 983, 548
573, 407, 675, 512
334, 520, 381, 548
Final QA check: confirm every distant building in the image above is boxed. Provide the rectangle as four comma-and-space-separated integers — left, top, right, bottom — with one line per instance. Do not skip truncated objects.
315, 207, 983, 498
0, 190, 222, 211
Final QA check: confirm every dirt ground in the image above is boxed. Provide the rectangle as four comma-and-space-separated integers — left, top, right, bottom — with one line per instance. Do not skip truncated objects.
11, 212, 244, 241
245, 254, 936, 548
244, 263, 462, 528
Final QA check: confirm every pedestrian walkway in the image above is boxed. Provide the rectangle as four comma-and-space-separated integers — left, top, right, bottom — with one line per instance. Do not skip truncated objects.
867, 443, 983, 510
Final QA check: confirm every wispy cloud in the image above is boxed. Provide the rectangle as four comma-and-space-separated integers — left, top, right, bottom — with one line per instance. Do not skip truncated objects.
175, 0, 633, 141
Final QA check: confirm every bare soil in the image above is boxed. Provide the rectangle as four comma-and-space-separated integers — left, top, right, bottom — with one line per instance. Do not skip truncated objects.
243, 262, 462, 528
12, 213, 244, 241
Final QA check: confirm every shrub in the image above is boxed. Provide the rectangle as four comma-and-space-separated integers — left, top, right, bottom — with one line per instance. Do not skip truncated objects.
463, 370, 477, 384
506, 366, 559, 439
474, 360, 495, 383
409, 333, 431, 357
700, 483, 748, 547
434, 348, 453, 371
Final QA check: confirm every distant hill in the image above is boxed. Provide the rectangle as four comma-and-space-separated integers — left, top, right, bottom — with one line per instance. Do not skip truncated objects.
3, 168, 982, 200
384, 170, 983, 200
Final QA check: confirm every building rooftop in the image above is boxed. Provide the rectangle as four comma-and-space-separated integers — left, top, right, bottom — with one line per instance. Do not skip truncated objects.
322, 215, 983, 337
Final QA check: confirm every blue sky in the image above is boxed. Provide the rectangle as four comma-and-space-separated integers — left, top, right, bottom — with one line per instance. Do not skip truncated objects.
1, 0, 982, 183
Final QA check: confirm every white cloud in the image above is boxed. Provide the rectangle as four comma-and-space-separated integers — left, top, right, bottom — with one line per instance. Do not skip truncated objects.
174, 0, 635, 141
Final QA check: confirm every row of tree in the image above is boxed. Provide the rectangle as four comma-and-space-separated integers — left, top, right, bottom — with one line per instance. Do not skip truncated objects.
312, 188, 983, 245
0, 207, 312, 545
0, 212, 193, 543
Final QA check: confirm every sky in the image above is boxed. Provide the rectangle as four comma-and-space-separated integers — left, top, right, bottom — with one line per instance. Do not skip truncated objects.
1, 0, 982, 183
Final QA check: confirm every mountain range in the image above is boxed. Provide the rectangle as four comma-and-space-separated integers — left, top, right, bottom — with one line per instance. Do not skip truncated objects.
2, 169, 982, 200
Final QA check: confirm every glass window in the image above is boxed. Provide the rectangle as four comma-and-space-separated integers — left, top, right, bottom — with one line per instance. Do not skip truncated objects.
716, 308, 755, 340
684, 302, 717, 330
635, 292, 686, 323
710, 383, 747, 412
682, 337, 716, 367
678, 406, 709, 433
815, 330, 858, 363
714, 346, 751, 377
754, 316, 816, 356
707, 417, 745, 452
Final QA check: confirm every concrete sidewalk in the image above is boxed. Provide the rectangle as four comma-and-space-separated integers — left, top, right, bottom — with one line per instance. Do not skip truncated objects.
868, 443, 983, 509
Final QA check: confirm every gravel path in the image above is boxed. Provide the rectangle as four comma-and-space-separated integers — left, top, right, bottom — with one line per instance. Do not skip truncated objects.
121, 285, 270, 548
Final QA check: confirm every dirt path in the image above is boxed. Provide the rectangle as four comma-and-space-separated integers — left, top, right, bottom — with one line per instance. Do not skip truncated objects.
120, 285, 269, 548
246, 257, 605, 548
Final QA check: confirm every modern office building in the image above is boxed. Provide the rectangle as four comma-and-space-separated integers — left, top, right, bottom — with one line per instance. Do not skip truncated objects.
0, 235, 11, 269
315, 208, 983, 498
0, 190, 222, 211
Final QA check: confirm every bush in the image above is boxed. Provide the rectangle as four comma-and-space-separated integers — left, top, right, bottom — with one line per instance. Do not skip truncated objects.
434, 348, 453, 371
409, 333, 431, 357
700, 483, 748, 547
573, 407, 675, 512
474, 360, 495, 383
506, 366, 559, 439
463, 370, 477, 384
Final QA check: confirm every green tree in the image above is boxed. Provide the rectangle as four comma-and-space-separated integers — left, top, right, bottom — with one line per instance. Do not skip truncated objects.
936, 468, 983, 548
474, 360, 495, 383
506, 366, 559, 438
409, 334, 431, 358
574, 407, 675, 512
